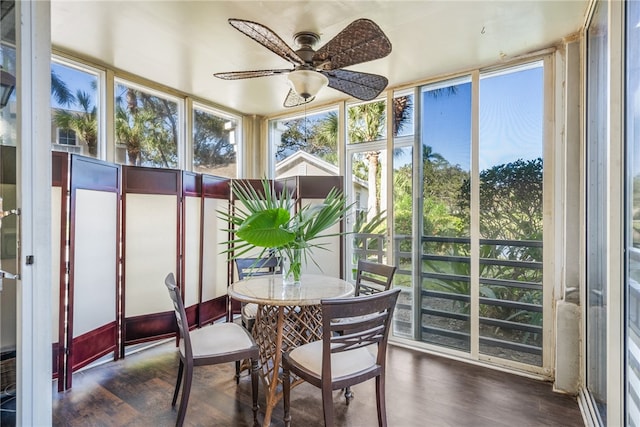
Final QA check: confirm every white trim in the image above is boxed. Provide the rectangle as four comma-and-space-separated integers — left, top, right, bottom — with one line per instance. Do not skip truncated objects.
16, 0, 52, 425
470, 69, 480, 359
606, 0, 625, 425
542, 53, 556, 378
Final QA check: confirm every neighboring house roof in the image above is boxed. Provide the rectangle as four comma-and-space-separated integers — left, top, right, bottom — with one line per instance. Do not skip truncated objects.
275, 150, 368, 188
275, 150, 338, 177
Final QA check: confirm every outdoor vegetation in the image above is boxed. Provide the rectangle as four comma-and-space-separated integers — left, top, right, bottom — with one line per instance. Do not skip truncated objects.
51, 65, 545, 365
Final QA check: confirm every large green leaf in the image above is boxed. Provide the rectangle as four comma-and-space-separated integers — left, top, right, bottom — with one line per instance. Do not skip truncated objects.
235, 208, 295, 248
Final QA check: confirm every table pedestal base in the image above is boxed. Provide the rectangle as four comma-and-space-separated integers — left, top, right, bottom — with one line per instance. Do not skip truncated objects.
253, 304, 322, 427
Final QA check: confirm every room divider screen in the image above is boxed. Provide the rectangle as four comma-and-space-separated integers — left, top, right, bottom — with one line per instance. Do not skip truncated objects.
199, 175, 231, 325
64, 155, 120, 390
121, 166, 181, 353
52, 155, 345, 390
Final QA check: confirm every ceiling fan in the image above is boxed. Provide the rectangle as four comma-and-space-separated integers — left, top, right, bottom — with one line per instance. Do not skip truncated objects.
214, 18, 392, 108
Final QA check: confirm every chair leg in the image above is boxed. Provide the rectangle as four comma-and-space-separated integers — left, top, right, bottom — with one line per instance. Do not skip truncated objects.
235, 360, 241, 384
375, 374, 387, 427
250, 357, 259, 425
172, 360, 184, 407
344, 386, 354, 404
175, 363, 193, 427
283, 364, 291, 427
321, 384, 335, 427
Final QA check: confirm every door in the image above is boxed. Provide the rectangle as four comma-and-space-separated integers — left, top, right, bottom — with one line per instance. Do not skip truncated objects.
0, 2, 18, 426
0, 3, 18, 423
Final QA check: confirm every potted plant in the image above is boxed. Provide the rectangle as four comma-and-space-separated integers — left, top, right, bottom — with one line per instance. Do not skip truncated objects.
221, 178, 351, 285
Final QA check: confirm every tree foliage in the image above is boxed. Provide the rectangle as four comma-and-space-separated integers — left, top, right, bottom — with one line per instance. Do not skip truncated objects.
193, 110, 235, 170
53, 89, 98, 156
458, 158, 543, 241
115, 87, 178, 167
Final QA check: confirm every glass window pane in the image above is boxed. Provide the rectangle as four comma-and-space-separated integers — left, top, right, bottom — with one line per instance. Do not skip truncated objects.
420, 78, 472, 352
193, 106, 238, 178
347, 99, 386, 144
393, 92, 414, 138
51, 60, 100, 157
270, 108, 338, 179
585, 0, 608, 421
479, 63, 544, 366
114, 80, 179, 168
392, 146, 413, 338
626, 0, 640, 425
348, 149, 389, 267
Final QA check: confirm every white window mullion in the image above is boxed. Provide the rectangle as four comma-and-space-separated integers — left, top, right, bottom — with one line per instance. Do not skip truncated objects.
470, 70, 480, 359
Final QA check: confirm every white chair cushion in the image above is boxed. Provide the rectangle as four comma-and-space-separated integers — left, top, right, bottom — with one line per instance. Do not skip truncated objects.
242, 303, 258, 320
180, 322, 254, 358
288, 340, 377, 380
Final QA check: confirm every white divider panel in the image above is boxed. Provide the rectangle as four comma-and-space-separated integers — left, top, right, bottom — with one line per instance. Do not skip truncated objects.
73, 189, 117, 336
301, 198, 341, 278
202, 198, 229, 300
50, 186, 61, 342
184, 196, 201, 307
125, 193, 177, 316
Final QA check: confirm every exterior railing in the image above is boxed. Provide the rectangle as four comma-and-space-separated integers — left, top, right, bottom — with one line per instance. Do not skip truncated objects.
391, 234, 543, 364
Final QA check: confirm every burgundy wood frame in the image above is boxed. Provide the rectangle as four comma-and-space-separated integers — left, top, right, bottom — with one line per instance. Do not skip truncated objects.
51, 152, 68, 390
199, 175, 230, 326
181, 171, 201, 327
65, 154, 121, 390
121, 166, 181, 354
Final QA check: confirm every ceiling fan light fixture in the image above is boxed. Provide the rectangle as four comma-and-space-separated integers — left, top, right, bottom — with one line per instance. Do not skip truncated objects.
287, 69, 328, 100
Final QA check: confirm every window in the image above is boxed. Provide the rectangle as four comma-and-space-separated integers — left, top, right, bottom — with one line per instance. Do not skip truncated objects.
625, 0, 640, 424
192, 104, 239, 178
51, 58, 101, 158
270, 107, 339, 179
57, 128, 76, 145
114, 79, 181, 168
347, 99, 386, 144
586, 1, 608, 422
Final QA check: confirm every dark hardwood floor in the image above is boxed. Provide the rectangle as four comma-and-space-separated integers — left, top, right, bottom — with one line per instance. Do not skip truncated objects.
52, 341, 584, 427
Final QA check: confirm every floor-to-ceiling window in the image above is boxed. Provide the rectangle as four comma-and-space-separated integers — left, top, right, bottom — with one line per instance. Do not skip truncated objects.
393, 60, 546, 373
0, 4, 17, 423
414, 76, 472, 351
626, 0, 640, 424
586, 0, 609, 423
478, 64, 544, 366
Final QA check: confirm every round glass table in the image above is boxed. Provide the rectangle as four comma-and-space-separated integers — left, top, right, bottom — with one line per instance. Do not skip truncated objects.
229, 274, 354, 427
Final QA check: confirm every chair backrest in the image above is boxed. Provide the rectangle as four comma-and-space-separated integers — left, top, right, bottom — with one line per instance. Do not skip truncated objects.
355, 260, 397, 296
165, 272, 192, 360
321, 288, 401, 376
235, 256, 281, 280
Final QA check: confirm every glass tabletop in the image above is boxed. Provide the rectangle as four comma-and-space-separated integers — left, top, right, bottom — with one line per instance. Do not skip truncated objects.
228, 273, 354, 306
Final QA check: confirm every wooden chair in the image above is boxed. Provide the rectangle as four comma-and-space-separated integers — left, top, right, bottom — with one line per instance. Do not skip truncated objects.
354, 259, 397, 296
235, 256, 281, 332
282, 288, 401, 427
164, 273, 260, 427
341, 259, 397, 403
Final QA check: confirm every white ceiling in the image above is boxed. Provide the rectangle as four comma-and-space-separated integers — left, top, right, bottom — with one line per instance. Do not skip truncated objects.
50, 1, 588, 117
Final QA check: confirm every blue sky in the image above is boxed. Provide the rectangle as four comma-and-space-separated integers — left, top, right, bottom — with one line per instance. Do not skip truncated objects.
418, 65, 543, 172
52, 60, 544, 173
51, 62, 98, 111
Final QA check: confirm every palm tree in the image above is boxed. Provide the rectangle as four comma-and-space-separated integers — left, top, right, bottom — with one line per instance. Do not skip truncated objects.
348, 97, 412, 221
52, 90, 98, 156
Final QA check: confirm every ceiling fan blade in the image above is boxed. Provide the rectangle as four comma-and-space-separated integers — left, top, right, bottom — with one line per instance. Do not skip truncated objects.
228, 18, 304, 66
313, 19, 392, 70
283, 89, 315, 108
322, 69, 388, 101
214, 69, 292, 80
